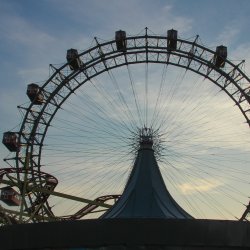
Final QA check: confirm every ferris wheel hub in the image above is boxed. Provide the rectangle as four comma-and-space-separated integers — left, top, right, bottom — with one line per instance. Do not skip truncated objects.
139, 127, 154, 149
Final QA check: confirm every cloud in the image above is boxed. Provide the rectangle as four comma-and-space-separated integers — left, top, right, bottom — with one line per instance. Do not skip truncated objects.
17, 67, 50, 85
0, 0, 194, 89
49, 0, 193, 36
0, 16, 55, 49
216, 21, 241, 46
178, 178, 223, 195
230, 42, 250, 73
0, 0, 249, 220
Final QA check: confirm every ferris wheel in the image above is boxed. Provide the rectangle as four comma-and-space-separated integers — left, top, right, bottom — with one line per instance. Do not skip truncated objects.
1, 28, 250, 224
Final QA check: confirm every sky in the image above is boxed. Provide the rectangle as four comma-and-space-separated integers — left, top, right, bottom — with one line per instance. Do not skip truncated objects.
1, 0, 250, 220
1, 0, 250, 137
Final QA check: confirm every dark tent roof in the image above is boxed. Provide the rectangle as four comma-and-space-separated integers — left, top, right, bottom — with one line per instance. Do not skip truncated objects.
102, 136, 193, 219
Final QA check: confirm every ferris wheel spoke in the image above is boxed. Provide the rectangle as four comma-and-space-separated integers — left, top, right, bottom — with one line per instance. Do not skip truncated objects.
161, 161, 232, 219
62, 96, 133, 136
106, 70, 139, 130
160, 143, 250, 193
127, 65, 144, 127
160, 160, 218, 218
144, 63, 149, 127
150, 64, 169, 128
77, 77, 134, 133
89, 78, 136, 132
164, 145, 249, 181
153, 69, 188, 130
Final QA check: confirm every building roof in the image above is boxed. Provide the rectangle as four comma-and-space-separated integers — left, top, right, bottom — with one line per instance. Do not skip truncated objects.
102, 135, 193, 219
2, 219, 250, 249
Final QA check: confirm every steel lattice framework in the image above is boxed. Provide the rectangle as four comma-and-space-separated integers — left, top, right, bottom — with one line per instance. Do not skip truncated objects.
2, 28, 250, 223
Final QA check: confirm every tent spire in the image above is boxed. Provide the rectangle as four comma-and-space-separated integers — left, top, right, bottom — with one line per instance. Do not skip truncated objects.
102, 128, 193, 219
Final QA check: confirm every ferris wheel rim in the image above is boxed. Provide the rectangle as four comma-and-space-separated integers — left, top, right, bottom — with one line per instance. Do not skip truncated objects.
3, 29, 250, 221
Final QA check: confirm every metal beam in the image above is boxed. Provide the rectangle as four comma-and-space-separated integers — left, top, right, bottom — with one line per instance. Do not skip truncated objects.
0, 205, 53, 222
36, 189, 112, 208
0, 179, 112, 208
239, 202, 250, 221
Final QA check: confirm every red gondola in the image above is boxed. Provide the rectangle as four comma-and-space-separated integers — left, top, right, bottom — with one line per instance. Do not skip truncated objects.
0, 186, 21, 206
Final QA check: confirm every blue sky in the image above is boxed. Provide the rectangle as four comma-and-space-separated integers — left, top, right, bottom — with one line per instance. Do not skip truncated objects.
1, 0, 250, 219
1, 0, 250, 127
